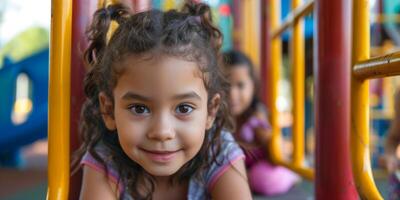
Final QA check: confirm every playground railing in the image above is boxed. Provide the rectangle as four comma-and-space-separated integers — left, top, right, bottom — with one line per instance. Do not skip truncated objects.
351, 0, 400, 199
47, 0, 72, 199
268, 0, 314, 180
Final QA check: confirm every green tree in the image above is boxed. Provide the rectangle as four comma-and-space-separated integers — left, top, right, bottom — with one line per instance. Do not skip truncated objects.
0, 26, 49, 68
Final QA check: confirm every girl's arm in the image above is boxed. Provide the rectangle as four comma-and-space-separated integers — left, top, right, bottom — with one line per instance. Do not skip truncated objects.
210, 158, 252, 200
80, 166, 118, 200
253, 111, 273, 159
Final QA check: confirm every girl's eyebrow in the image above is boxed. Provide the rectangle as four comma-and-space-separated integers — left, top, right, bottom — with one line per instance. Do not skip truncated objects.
121, 91, 202, 101
173, 92, 202, 101
121, 92, 151, 102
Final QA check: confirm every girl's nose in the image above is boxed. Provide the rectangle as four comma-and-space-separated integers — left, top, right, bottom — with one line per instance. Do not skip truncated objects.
147, 113, 175, 141
230, 87, 239, 102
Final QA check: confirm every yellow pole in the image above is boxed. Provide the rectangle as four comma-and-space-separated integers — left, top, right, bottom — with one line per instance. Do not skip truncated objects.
47, 0, 72, 199
164, 0, 176, 10
268, 0, 283, 162
384, 77, 394, 118
351, 0, 383, 199
242, 0, 260, 68
291, 0, 305, 167
98, 0, 118, 8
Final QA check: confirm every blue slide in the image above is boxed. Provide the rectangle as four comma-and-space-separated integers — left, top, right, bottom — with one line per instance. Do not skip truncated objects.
0, 49, 49, 167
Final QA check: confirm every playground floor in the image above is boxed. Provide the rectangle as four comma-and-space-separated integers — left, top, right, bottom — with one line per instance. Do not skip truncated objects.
0, 139, 47, 200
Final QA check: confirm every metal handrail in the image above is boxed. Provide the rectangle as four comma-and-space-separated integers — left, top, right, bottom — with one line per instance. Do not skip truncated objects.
47, 0, 72, 199
353, 51, 400, 79
351, 0, 384, 199
268, 0, 314, 180
371, 14, 400, 23
271, 0, 314, 39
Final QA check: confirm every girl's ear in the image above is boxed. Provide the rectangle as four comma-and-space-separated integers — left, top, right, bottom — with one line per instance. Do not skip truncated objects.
99, 92, 117, 131
206, 93, 221, 130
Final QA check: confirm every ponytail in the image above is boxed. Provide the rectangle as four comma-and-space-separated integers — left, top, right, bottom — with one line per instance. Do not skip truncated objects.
182, 0, 223, 52
83, 3, 130, 70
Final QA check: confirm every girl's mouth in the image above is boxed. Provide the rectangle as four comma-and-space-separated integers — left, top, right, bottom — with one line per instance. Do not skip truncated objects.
140, 148, 181, 163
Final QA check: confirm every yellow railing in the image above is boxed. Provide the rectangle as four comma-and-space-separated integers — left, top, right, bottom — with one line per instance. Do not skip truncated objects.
268, 0, 314, 180
47, 0, 72, 199
351, 0, 400, 199
271, 0, 314, 39
371, 14, 400, 23
98, 0, 119, 8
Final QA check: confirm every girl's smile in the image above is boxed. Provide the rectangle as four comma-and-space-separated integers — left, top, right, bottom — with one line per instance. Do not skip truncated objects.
139, 148, 182, 163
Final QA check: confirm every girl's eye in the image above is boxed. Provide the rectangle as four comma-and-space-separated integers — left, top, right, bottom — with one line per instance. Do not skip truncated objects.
129, 104, 150, 115
237, 82, 245, 89
176, 104, 194, 115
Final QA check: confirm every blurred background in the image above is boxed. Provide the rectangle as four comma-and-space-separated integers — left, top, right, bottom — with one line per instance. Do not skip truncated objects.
0, 0, 49, 199
0, 0, 400, 199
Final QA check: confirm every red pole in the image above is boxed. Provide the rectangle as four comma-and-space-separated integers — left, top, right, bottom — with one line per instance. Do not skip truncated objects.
314, 0, 358, 199
232, 0, 241, 49
69, 0, 97, 199
132, 0, 151, 13
260, 0, 270, 105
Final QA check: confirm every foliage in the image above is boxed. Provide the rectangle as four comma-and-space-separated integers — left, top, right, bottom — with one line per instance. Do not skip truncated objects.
0, 26, 49, 68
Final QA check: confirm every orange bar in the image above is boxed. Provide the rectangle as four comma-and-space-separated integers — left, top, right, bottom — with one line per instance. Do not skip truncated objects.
291, 0, 305, 167
47, 0, 72, 199
271, 0, 314, 38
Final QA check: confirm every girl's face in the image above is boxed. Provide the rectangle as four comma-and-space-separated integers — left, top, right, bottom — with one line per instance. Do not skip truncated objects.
100, 55, 219, 177
227, 65, 255, 117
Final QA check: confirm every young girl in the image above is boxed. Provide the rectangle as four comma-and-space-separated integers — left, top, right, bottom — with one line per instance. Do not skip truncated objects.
222, 50, 298, 196
72, 2, 252, 200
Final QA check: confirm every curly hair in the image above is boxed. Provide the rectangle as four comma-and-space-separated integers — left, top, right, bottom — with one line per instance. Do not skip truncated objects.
71, 1, 233, 199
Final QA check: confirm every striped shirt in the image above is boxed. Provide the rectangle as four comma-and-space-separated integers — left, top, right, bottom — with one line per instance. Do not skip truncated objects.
81, 130, 245, 200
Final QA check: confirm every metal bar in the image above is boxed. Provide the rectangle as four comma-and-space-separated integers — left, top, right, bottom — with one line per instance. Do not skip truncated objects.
242, 0, 260, 68
271, 0, 314, 39
291, 0, 305, 167
268, 0, 314, 180
48, 0, 72, 199
68, 0, 98, 199
371, 14, 400, 23
315, 0, 358, 198
351, 0, 384, 198
133, 0, 151, 13
383, 78, 395, 118
261, 0, 270, 105
98, 0, 118, 7
353, 51, 400, 79
268, 0, 283, 163
232, 0, 242, 49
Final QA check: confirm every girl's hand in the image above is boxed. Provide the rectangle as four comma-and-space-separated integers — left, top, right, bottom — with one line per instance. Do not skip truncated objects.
239, 116, 271, 143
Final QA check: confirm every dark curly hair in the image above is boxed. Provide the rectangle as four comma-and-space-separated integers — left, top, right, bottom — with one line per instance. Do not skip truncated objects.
71, 1, 233, 199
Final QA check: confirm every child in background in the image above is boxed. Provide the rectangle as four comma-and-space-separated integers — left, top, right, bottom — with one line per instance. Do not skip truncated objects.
71, 2, 252, 199
386, 89, 400, 200
222, 50, 298, 196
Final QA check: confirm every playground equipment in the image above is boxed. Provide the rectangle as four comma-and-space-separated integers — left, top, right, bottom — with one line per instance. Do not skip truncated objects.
0, 49, 49, 167
47, 0, 400, 199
